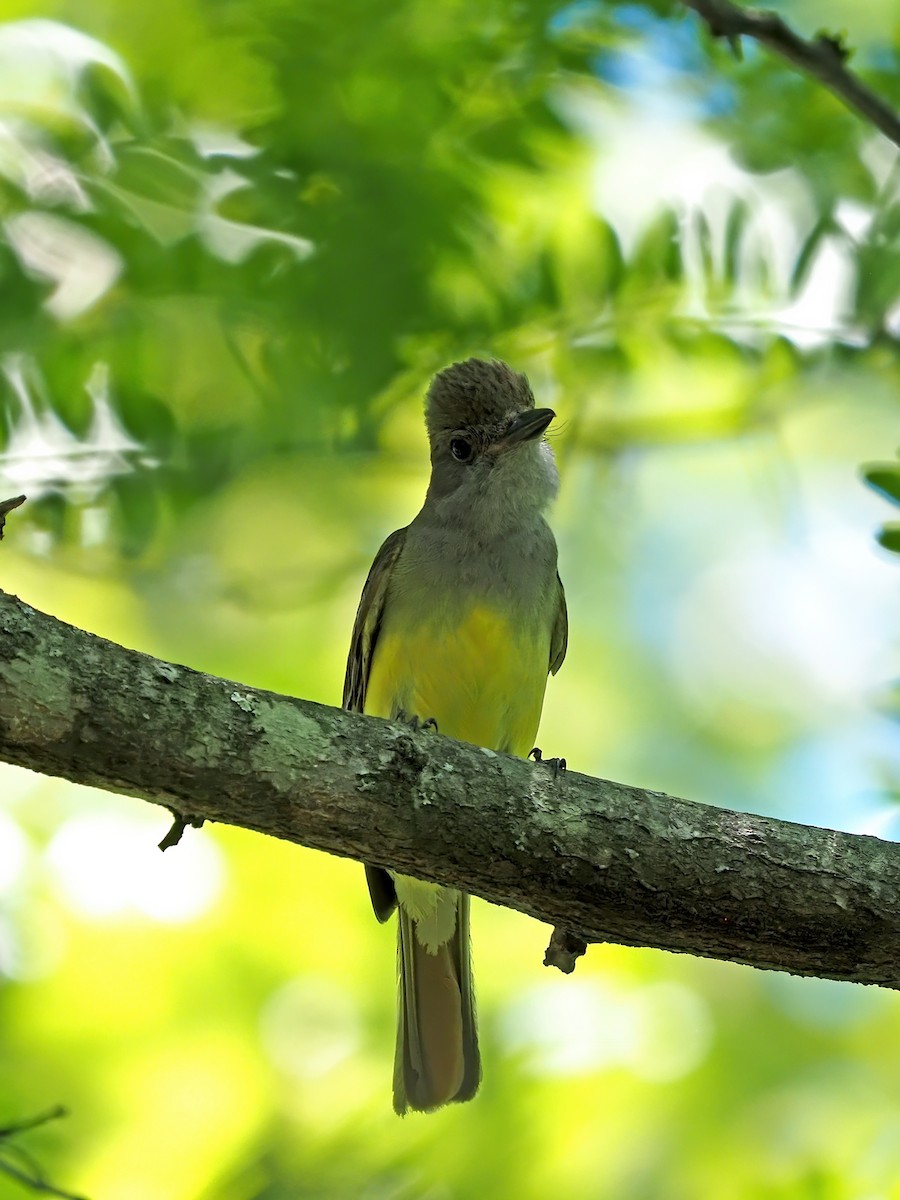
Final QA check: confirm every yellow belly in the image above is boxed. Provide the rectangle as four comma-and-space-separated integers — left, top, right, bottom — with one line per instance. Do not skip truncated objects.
364, 603, 549, 757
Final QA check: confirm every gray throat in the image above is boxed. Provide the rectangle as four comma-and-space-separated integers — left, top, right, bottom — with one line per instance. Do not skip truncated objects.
400, 510, 559, 624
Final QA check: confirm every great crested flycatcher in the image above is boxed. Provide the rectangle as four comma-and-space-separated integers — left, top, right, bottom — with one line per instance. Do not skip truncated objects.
343, 358, 567, 1114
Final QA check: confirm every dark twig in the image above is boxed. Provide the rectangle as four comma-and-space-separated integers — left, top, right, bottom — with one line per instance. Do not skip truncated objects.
683, 0, 900, 150
158, 811, 205, 851
0, 1108, 85, 1200
0, 495, 26, 541
0, 1159, 86, 1200
0, 1109, 68, 1139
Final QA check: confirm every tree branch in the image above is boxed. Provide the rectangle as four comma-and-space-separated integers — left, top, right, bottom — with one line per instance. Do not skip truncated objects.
2, 588, 900, 987
0, 495, 26, 541
683, 0, 900, 150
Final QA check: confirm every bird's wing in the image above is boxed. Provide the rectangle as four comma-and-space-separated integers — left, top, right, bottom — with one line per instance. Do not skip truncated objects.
342, 526, 408, 713
549, 571, 568, 676
343, 526, 408, 922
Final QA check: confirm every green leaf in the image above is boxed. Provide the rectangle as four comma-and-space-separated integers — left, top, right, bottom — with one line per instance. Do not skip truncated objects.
723, 198, 749, 286
629, 208, 682, 283
789, 214, 836, 298
877, 523, 900, 555
114, 473, 159, 559
862, 463, 900, 506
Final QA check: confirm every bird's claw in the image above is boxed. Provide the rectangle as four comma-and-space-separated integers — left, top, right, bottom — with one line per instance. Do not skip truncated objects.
395, 710, 439, 734
530, 746, 566, 779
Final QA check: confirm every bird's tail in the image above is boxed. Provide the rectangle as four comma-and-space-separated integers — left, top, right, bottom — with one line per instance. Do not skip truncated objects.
394, 891, 480, 1114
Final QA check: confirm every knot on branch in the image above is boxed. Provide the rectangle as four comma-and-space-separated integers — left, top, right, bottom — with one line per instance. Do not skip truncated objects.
815, 30, 853, 63
544, 927, 589, 974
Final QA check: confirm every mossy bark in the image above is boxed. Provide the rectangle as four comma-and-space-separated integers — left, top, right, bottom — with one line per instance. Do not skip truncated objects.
2, 589, 900, 987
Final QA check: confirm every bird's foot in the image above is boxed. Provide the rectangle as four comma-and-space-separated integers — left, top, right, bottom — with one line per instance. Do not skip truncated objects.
529, 745, 566, 778
395, 710, 439, 734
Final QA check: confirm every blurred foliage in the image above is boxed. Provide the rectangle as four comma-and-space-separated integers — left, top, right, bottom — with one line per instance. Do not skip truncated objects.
0, 0, 899, 560
863, 451, 900, 555
2, 1, 900, 1199
0, 1107, 80, 1199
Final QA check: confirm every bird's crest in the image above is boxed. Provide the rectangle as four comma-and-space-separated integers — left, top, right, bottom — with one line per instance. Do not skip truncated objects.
425, 359, 534, 440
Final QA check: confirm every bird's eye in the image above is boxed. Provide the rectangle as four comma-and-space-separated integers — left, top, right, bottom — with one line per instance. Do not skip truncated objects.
450, 437, 474, 463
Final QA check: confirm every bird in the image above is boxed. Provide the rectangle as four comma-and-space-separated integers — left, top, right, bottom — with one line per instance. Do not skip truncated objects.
343, 357, 566, 1114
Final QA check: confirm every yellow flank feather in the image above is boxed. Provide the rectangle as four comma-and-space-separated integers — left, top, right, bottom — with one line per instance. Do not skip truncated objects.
363, 604, 549, 758
364, 602, 550, 955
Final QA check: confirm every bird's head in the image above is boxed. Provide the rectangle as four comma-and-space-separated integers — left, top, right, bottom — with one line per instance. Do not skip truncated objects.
422, 358, 558, 534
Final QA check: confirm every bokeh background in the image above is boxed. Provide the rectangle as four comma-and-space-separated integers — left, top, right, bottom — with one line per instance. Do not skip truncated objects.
1, 1, 900, 1197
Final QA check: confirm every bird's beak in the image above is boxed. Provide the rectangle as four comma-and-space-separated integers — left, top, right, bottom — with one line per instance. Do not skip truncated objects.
497, 407, 555, 450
